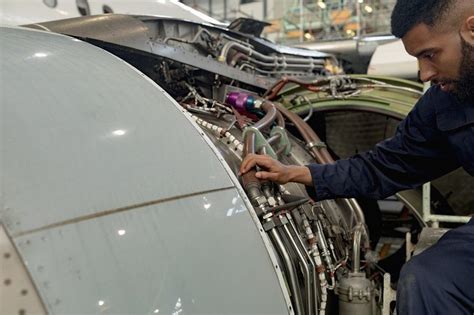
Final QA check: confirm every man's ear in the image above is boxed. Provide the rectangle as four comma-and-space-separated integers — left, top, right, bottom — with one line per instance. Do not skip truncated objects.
460, 16, 474, 44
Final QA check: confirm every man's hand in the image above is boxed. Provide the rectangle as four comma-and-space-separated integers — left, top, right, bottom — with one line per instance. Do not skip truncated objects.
239, 153, 313, 186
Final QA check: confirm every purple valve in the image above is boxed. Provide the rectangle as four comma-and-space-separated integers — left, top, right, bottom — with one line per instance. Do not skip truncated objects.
225, 92, 255, 113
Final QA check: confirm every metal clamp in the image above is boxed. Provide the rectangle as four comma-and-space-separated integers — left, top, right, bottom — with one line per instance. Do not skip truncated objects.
242, 126, 277, 159
270, 126, 292, 156
306, 141, 327, 150
262, 216, 289, 231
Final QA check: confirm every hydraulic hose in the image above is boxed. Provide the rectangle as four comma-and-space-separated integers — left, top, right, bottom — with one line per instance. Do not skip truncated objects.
271, 101, 367, 234
273, 102, 332, 163
240, 99, 280, 209
242, 133, 263, 204
275, 111, 285, 128
253, 101, 277, 131
269, 99, 368, 270
264, 77, 328, 100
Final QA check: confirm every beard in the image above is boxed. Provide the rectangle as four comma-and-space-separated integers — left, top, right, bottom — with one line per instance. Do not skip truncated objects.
455, 36, 474, 103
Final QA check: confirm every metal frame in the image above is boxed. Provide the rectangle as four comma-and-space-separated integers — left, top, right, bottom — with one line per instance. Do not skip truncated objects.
422, 182, 471, 226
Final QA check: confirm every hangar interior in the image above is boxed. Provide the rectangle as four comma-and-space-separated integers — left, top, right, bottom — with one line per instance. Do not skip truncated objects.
0, 1, 473, 315
181, 0, 396, 42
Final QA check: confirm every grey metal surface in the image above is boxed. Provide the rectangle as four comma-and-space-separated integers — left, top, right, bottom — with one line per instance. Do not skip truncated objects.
24, 15, 335, 90
26, 15, 276, 89
253, 36, 332, 58
337, 272, 375, 315
26, 14, 152, 51
432, 168, 474, 216
13, 189, 288, 314
149, 41, 276, 89
0, 224, 47, 315
86, 0, 224, 25
0, 0, 224, 26
413, 227, 449, 256
0, 27, 289, 314
196, 111, 362, 314
0, 26, 233, 236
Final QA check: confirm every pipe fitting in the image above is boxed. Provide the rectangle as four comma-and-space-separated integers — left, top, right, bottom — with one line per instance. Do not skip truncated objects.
225, 92, 256, 113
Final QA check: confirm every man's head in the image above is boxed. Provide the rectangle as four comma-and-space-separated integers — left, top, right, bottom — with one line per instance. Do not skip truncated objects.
391, 0, 474, 102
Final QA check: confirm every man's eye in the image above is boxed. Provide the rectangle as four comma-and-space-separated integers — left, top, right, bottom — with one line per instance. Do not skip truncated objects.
423, 52, 435, 59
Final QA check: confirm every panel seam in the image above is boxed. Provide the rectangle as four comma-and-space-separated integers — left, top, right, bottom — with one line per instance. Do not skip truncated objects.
11, 186, 235, 238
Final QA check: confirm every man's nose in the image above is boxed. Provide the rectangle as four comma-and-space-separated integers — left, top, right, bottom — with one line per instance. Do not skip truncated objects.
418, 62, 437, 82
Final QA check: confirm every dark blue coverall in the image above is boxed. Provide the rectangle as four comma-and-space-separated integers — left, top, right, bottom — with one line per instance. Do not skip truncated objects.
306, 85, 474, 314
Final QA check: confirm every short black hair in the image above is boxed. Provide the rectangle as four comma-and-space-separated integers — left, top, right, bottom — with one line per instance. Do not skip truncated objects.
391, 0, 456, 38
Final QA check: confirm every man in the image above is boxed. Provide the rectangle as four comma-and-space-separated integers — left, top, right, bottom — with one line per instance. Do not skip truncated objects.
239, 0, 474, 313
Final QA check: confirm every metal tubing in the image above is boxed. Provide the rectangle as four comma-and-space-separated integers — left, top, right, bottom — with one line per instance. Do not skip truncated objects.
282, 220, 313, 315
240, 99, 278, 211
276, 146, 286, 156
164, 27, 213, 45
348, 198, 366, 226
254, 102, 277, 131
422, 182, 431, 223
267, 134, 281, 146
302, 216, 327, 315
264, 77, 328, 100
352, 225, 363, 273
275, 111, 285, 128
314, 219, 336, 289
219, 41, 324, 68
242, 132, 266, 207
356, 83, 423, 96
288, 213, 318, 315
272, 101, 369, 242
269, 228, 304, 315
426, 214, 472, 224
273, 102, 332, 164
239, 63, 322, 76
241, 57, 323, 70
243, 132, 256, 156
335, 247, 350, 271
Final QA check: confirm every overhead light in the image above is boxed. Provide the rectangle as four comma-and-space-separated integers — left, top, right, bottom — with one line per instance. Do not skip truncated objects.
317, 1, 326, 9
358, 0, 364, 3
364, 5, 373, 13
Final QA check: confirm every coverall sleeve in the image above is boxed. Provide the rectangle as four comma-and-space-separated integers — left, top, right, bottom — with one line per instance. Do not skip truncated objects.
306, 90, 460, 201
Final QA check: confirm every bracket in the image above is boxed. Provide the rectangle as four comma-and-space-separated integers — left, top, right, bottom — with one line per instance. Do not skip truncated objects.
270, 126, 292, 156
242, 126, 277, 159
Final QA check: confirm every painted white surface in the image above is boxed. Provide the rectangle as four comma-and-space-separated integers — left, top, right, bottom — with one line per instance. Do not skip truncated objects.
0, 0, 223, 25
1, 26, 233, 235
0, 224, 46, 314
0, 26, 289, 314
14, 190, 287, 314
0, 0, 77, 25
368, 39, 418, 78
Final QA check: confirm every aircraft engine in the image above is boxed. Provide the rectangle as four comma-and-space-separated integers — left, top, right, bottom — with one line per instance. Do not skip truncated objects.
24, 15, 385, 314
2, 14, 442, 315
